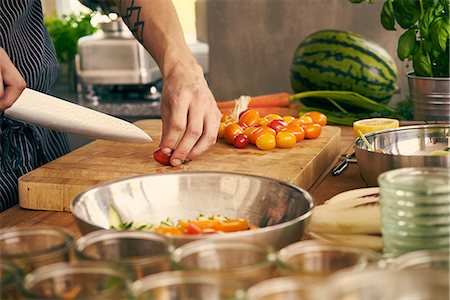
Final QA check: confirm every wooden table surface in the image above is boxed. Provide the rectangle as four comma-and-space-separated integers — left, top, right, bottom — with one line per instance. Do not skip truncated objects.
0, 126, 367, 238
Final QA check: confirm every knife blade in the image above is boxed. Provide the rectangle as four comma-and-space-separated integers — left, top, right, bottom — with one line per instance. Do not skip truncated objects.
4, 88, 153, 143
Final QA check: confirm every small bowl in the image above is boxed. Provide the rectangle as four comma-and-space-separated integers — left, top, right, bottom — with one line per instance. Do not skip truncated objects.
246, 276, 321, 300
0, 260, 23, 300
71, 172, 315, 249
354, 125, 450, 186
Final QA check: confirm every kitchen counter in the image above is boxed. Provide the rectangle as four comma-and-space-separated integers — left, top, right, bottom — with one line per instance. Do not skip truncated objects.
0, 126, 365, 238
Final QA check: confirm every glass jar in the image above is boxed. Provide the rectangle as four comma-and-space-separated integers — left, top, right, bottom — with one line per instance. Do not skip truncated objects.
74, 229, 172, 280
378, 167, 450, 257
0, 226, 74, 274
22, 262, 130, 299
171, 240, 276, 288
276, 240, 381, 279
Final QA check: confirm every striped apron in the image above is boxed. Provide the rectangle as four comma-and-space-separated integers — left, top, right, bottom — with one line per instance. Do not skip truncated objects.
0, 0, 70, 211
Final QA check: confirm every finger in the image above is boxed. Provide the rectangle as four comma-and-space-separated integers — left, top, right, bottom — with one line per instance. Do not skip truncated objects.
169, 106, 205, 166
0, 71, 4, 98
186, 108, 221, 160
159, 95, 188, 156
0, 52, 26, 110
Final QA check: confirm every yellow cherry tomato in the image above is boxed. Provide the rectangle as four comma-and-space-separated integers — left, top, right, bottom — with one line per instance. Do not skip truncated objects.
303, 111, 327, 126
239, 109, 260, 127
264, 113, 283, 121
256, 134, 276, 150
298, 115, 314, 125
218, 122, 227, 138
224, 123, 243, 144
282, 115, 296, 124
256, 117, 269, 126
276, 131, 297, 149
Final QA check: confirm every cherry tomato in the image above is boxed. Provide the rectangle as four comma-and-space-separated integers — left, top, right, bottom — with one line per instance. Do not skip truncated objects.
233, 133, 249, 149
256, 134, 276, 150
282, 115, 296, 124
268, 119, 288, 132
249, 126, 276, 144
243, 125, 259, 137
304, 123, 322, 139
256, 117, 269, 126
239, 109, 260, 127
218, 122, 227, 138
224, 123, 243, 144
286, 124, 305, 142
153, 149, 171, 166
298, 115, 314, 125
304, 111, 327, 126
221, 113, 234, 123
186, 223, 202, 234
276, 131, 297, 149
264, 113, 283, 121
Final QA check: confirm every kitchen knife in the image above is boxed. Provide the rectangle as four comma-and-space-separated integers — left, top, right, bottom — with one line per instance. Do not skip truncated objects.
4, 88, 153, 143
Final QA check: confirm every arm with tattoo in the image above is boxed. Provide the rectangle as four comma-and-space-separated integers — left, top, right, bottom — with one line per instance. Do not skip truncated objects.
115, 0, 221, 166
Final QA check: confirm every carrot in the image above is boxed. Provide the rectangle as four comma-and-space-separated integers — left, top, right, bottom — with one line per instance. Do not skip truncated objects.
217, 92, 290, 109
220, 106, 299, 117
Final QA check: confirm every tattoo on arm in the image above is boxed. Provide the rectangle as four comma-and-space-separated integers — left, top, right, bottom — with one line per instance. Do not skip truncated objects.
118, 0, 144, 43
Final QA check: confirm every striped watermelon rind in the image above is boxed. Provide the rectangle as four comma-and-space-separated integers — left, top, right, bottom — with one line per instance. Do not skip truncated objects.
290, 30, 398, 103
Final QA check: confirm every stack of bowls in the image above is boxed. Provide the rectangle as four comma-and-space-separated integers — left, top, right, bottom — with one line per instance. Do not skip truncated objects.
378, 167, 450, 257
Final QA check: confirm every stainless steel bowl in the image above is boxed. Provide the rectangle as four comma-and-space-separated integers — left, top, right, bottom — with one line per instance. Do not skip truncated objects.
354, 125, 450, 186
71, 172, 315, 250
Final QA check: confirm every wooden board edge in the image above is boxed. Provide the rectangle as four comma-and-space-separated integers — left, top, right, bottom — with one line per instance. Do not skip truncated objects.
291, 127, 341, 190
18, 181, 90, 212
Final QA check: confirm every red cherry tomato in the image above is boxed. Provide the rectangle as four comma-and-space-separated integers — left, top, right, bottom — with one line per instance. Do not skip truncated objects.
233, 133, 249, 149
268, 119, 288, 132
153, 149, 171, 166
187, 223, 202, 234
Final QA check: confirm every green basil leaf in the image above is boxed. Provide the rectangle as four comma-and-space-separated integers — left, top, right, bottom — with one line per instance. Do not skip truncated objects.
413, 48, 433, 76
393, 0, 421, 29
397, 28, 416, 60
381, 1, 396, 30
420, 8, 435, 38
348, 0, 367, 3
423, 0, 440, 9
430, 16, 449, 51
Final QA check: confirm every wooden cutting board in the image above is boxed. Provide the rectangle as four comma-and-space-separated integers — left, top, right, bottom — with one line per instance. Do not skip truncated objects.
18, 119, 341, 211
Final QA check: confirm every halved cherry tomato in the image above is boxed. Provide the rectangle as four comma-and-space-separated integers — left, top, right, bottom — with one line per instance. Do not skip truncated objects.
304, 123, 322, 139
267, 119, 288, 132
214, 219, 249, 232
256, 134, 276, 150
155, 226, 184, 236
186, 223, 202, 234
276, 131, 297, 148
303, 111, 327, 126
224, 123, 243, 144
153, 149, 171, 166
233, 133, 249, 149
249, 126, 276, 144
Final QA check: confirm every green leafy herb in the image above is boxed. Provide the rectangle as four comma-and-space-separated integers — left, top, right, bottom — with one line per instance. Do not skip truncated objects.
349, 0, 450, 77
45, 12, 97, 64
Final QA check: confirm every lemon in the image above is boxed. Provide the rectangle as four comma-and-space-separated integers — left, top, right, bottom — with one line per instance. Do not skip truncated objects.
353, 118, 399, 138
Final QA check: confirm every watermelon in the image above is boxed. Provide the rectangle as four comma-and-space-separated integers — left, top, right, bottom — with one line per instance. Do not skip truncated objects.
290, 30, 398, 103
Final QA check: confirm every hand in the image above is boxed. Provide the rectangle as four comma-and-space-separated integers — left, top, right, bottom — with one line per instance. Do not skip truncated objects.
0, 48, 26, 111
159, 62, 221, 166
